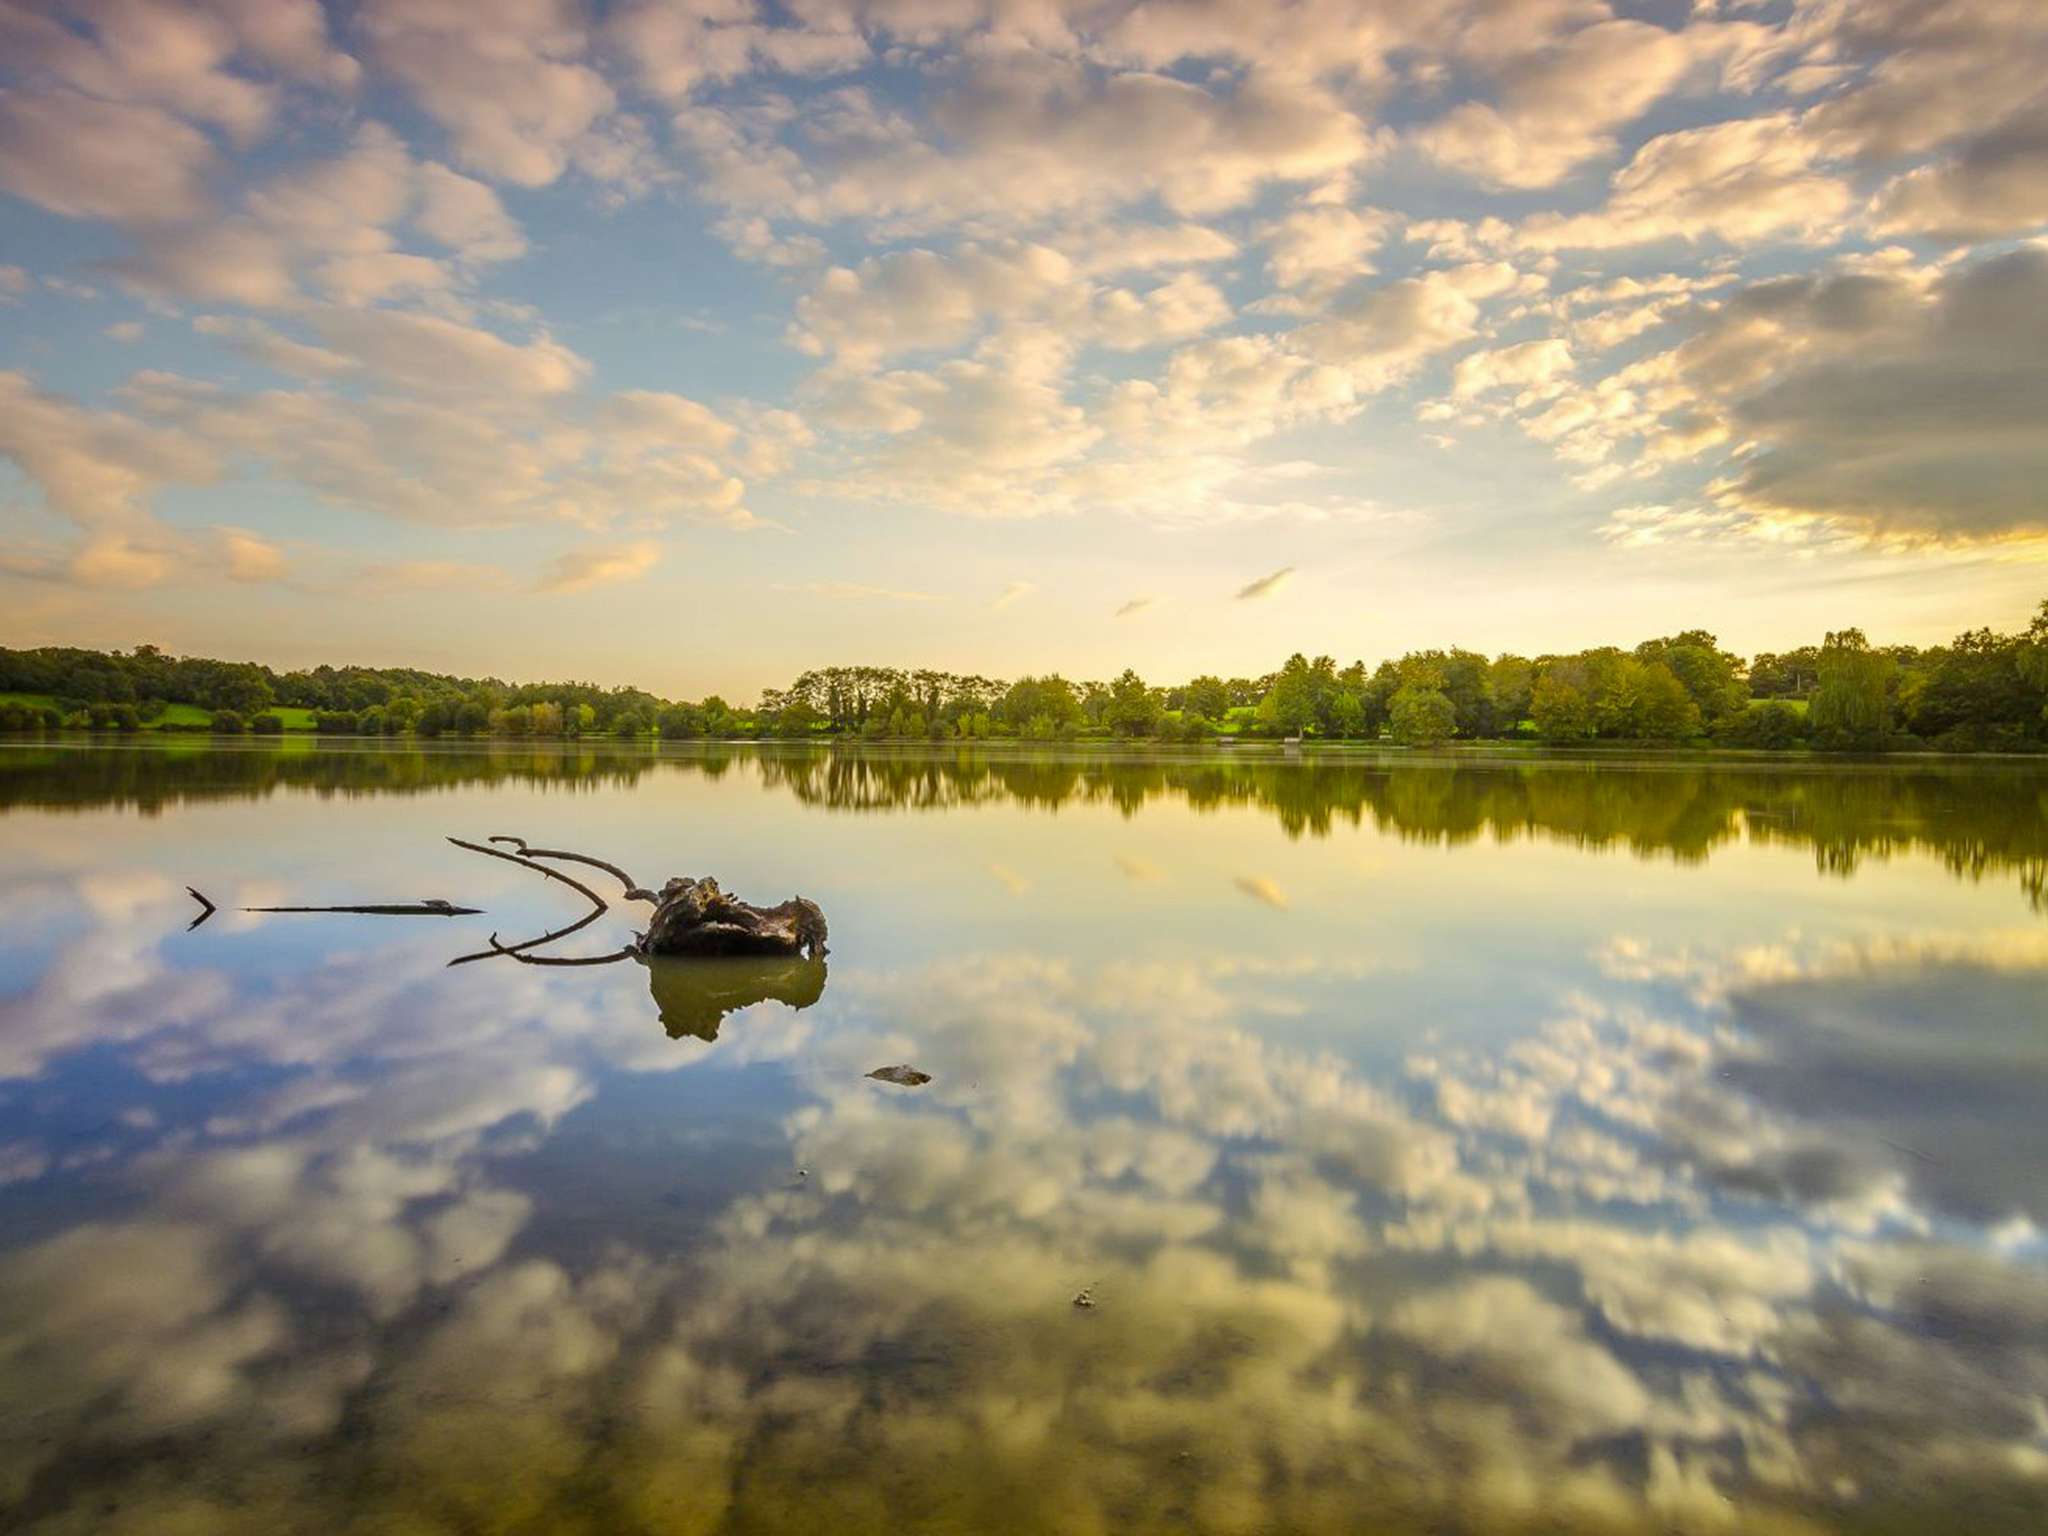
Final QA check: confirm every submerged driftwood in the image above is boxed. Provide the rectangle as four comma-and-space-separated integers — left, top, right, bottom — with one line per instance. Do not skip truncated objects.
185, 888, 479, 930
190, 835, 829, 984
640, 877, 828, 959
445, 836, 827, 968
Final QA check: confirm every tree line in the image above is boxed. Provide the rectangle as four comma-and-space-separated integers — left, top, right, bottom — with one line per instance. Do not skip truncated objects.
2, 599, 2043, 751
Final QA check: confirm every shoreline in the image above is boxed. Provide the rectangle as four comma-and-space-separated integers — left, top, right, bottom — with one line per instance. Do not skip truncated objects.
5, 734, 2046, 767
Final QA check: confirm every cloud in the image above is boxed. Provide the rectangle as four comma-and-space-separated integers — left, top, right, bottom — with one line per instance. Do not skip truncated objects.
1868, 103, 2048, 241
306, 309, 587, 399
414, 162, 528, 263
359, 0, 617, 187
1417, 18, 1706, 189
1113, 596, 1154, 618
1579, 250, 2048, 545
1258, 203, 1391, 294
991, 580, 1035, 610
104, 122, 527, 310
1516, 116, 1851, 251
790, 243, 1229, 369
1235, 566, 1295, 601
677, 51, 1373, 232
1451, 338, 1575, 399
534, 540, 661, 593
216, 527, 287, 583
1232, 875, 1289, 910
1, 357, 759, 563
0, 89, 217, 224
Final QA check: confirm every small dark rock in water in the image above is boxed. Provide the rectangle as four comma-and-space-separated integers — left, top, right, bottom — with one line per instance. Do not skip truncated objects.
1072, 1287, 1096, 1310
866, 1064, 932, 1087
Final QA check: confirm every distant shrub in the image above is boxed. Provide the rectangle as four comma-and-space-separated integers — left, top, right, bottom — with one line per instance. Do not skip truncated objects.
251, 712, 284, 734
211, 708, 246, 734
1720, 701, 1807, 750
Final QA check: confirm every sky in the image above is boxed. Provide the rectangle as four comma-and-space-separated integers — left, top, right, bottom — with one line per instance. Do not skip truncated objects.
2, 0, 2046, 699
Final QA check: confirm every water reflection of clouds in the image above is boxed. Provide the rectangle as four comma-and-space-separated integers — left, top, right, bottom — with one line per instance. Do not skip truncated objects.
2, 879, 2047, 1529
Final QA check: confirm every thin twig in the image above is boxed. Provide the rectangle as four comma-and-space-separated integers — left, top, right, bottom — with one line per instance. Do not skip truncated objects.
446, 835, 611, 966
487, 835, 659, 903
186, 887, 217, 931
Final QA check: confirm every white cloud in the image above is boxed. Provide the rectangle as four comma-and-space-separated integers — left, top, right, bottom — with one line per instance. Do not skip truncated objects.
1419, 19, 1705, 189
1259, 203, 1391, 293
1517, 115, 1852, 251
535, 539, 662, 593
414, 162, 529, 263
0, 89, 216, 224
677, 54, 1374, 231
306, 309, 589, 398
1451, 338, 1575, 399
360, 0, 617, 187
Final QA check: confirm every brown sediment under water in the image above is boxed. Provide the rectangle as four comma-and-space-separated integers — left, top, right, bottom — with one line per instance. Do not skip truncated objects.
1, 738, 2045, 1533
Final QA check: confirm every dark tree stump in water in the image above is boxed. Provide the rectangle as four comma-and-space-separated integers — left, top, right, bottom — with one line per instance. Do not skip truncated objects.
639, 877, 829, 960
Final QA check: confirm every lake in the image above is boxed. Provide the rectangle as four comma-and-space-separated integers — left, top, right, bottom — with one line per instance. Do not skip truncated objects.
1, 740, 2045, 1534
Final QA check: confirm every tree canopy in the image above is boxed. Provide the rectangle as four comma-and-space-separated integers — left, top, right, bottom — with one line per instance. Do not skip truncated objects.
5, 600, 2045, 752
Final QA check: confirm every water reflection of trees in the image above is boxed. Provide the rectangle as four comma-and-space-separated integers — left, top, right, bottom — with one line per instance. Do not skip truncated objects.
756, 748, 2048, 903
5, 742, 2045, 905
0, 741, 690, 814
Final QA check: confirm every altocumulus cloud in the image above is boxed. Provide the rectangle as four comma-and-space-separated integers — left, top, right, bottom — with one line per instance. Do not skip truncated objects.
534, 541, 661, 594
5, 0, 2048, 627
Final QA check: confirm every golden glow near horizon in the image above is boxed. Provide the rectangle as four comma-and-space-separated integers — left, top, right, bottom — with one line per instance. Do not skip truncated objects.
4, 2, 2048, 695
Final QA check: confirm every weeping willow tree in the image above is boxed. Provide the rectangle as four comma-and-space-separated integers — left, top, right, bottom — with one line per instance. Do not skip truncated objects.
1811, 629, 1896, 750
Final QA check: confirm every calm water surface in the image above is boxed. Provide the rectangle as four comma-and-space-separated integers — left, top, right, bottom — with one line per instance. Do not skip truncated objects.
2, 740, 2045, 1534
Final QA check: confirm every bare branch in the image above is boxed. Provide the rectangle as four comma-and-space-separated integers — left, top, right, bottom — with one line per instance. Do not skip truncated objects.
446, 835, 611, 966
244, 900, 483, 916
186, 887, 217, 932
487, 835, 659, 903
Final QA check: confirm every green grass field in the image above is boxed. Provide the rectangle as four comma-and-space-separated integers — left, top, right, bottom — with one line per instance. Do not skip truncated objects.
1750, 696, 1810, 715
0, 692, 316, 731
1, 692, 208, 728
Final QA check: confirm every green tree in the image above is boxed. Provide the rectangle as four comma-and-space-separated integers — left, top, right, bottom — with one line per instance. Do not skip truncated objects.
1389, 684, 1456, 745
1257, 654, 1319, 737
1106, 669, 1161, 737
1487, 655, 1534, 731
1811, 628, 1894, 750
1634, 661, 1703, 741
1531, 664, 1596, 742
1636, 631, 1746, 729
1184, 675, 1230, 722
